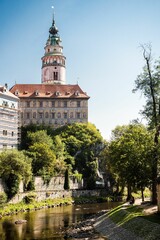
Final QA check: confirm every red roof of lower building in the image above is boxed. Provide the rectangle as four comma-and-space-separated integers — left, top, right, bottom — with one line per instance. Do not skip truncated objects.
10, 84, 90, 99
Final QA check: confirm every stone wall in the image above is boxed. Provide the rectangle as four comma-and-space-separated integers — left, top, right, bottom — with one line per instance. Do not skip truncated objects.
0, 176, 83, 203
0, 176, 107, 204
34, 176, 82, 192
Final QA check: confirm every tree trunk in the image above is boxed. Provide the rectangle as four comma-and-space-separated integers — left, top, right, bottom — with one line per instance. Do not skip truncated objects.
141, 187, 144, 202
145, 52, 158, 205
151, 146, 158, 204
126, 184, 132, 201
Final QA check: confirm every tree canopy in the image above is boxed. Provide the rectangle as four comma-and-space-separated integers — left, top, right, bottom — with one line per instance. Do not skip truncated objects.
0, 150, 32, 198
133, 44, 160, 203
108, 123, 154, 200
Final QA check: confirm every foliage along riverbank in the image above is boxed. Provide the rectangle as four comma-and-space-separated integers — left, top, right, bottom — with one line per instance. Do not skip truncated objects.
0, 196, 109, 218
95, 203, 160, 240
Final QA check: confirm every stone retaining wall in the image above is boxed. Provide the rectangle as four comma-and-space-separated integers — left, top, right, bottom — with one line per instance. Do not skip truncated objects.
0, 176, 107, 203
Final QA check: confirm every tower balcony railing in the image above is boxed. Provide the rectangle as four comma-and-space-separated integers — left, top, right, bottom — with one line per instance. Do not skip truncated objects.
42, 62, 65, 68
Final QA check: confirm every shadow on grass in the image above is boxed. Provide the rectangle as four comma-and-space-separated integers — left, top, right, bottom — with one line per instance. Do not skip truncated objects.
141, 212, 160, 224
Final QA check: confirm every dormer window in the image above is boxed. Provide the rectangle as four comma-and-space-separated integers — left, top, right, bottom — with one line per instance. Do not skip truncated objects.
15, 90, 19, 96
35, 90, 39, 96
75, 91, 80, 96
55, 91, 60, 96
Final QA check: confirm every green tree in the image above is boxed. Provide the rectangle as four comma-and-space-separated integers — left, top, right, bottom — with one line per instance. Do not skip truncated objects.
53, 123, 104, 188
29, 142, 56, 181
109, 124, 153, 201
133, 44, 160, 203
27, 130, 67, 180
20, 124, 54, 150
0, 150, 32, 199
28, 130, 53, 148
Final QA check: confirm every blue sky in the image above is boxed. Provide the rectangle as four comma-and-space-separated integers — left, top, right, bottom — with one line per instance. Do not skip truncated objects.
0, 0, 160, 140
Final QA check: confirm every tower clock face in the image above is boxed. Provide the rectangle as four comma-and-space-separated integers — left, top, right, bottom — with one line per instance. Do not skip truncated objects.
44, 68, 49, 81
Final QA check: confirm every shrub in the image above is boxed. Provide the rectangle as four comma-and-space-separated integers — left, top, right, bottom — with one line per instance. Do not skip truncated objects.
25, 178, 35, 191
0, 192, 7, 204
23, 192, 37, 204
5, 174, 20, 199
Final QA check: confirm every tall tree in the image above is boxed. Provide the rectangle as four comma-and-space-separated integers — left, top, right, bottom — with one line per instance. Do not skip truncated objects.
109, 124, 153, 201
133, 44, 160, 203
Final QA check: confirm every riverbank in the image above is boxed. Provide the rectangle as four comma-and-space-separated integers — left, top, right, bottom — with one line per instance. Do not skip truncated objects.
94, 200, 160, 240
0, 196, 108, 218
65, 200, 160, 240
64, 210, 108, 240
0, 197, 73, 217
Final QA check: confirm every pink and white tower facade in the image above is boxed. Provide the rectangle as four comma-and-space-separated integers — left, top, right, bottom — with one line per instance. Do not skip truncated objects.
41, 14, 66, 84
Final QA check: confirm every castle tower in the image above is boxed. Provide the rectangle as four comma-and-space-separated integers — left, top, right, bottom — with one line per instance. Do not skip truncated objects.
41, 13, 66, 84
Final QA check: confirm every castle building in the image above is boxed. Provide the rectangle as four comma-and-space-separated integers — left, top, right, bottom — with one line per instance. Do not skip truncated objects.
0, 85, 19, 150
10, 14, 89, 128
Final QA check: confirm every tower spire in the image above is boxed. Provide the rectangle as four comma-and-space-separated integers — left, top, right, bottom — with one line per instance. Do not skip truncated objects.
51, 6, 55, 23
41, 10, 66, 85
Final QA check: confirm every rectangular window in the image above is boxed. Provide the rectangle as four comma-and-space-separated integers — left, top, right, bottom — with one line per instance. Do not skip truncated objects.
3, 130, 7, 136
11, 103, 15, 108
58, 101, 61, 107
45, 112, 49, 118
53, 72, 58, 80
52, 113, 55, 119
64, 113, 67, 119
64, 101, 67, 107
57, 112, 61, 118
26, 113, 30, 119
39, 101, 43, 107
52, 101, 55, 107
76, 113, 80, 119
70, 112, 73, 118
33, 101, 36, 107
26, 101, 30, 107
39, 113, 43, 119
77, 101, 81, 107
33, 112, 36, 118
2, 101, 8, 107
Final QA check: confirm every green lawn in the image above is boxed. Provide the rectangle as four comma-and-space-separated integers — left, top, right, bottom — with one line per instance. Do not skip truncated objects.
108, 204, 160, 240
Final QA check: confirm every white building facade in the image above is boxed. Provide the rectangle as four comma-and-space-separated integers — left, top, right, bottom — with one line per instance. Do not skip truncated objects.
0, 85, 19, 150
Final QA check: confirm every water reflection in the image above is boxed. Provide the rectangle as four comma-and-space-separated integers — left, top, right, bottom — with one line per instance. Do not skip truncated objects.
0, 202, 118, 240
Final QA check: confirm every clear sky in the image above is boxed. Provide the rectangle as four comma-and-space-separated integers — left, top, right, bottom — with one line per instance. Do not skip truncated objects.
0, 0, 160, 140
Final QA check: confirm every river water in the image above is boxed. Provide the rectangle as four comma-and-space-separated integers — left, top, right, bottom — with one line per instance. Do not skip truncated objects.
0, 202, 118, 240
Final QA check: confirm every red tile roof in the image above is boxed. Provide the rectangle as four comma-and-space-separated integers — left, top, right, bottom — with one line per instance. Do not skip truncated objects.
10, 84, 90, 99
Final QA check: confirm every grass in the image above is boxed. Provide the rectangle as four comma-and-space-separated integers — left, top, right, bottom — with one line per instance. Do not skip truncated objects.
0, 197, 73, 216
107, 204, 160, 240
108, 205, 144, 226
